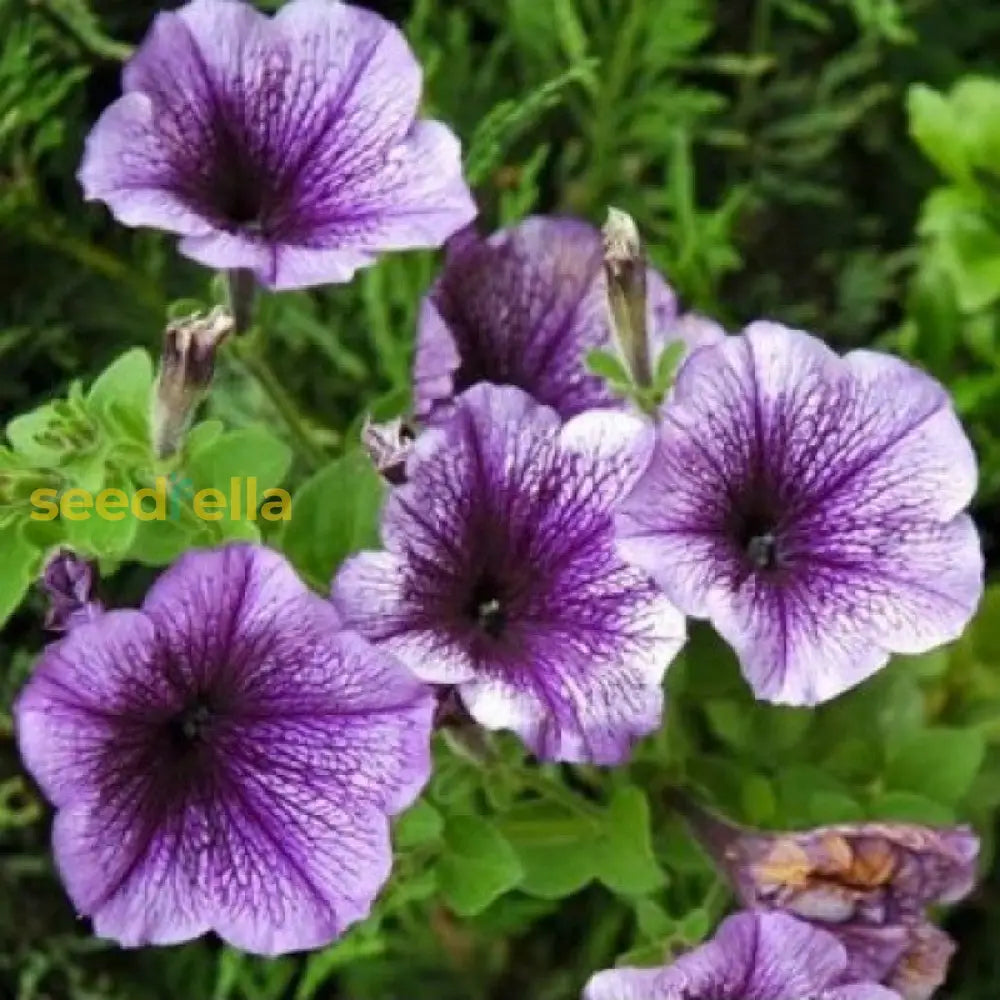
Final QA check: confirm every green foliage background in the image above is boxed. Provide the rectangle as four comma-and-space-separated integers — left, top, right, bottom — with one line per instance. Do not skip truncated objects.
1, 0, 1000, 997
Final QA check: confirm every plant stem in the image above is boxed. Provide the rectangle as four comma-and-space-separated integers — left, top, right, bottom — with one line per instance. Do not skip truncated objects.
230, 338, 327, 470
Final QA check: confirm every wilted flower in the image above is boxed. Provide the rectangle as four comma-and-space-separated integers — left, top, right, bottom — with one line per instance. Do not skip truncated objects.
333, 383, 686, 764
41, 548, 103, 632
16, 543, 434, 954
675, 795, 978, 1000
361, 414, 415, 486
617, 321, 984, 705
78, 0, 476, 290
152, 307, 233, 459
413, 216, 723, 422
584, 910, 901, 1000
839, 923, 956, 1000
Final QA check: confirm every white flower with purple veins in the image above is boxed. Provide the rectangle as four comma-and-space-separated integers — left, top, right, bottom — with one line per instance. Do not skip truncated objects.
414, 216, 723, 422
15, 544, 434, 955
584, 910, 902, 1000
616, 322, 984, 705
78, 0, 476, 290
333, 383, 686, 764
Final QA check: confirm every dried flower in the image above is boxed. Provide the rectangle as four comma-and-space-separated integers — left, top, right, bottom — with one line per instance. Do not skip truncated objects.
152, 307, 233, 459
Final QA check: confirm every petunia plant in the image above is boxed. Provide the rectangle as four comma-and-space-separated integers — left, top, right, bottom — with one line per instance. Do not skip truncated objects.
1, 1, 998, 999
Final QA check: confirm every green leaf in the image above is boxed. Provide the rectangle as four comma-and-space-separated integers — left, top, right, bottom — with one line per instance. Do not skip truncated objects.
873, 791, 956, 825
970, 585, 1000, 665
464, 61, 597, 185
87, 348, 154, 425
5, 406, 65, 464
280, 451, 384, 586
886, 727, 985, 806
438, 815, 524, 916
187, 426, 293, 494
908, 84, 969, 182
64, 469, 139, 558
394, 799, 444, 849
808, 791, 865, 825
0, 523, 38, 627
585, 348, 632, 386
703, 699, 750, 749
127, 518, 201, 566
652, 341, 686, 393
594, 787, 665, 897
499, 802, 599, 900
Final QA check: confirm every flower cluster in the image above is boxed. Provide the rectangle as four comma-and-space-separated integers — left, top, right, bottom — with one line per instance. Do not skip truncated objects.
13, 0, 986, 990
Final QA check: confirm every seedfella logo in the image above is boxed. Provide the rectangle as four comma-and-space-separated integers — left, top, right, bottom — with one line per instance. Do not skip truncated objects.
30, 475, 292, 523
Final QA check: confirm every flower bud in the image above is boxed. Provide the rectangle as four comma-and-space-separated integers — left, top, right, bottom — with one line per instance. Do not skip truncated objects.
602, 207, 650, 388
152, 307, 233, 459
361, 415, 415, 486
41, 548, 103, 632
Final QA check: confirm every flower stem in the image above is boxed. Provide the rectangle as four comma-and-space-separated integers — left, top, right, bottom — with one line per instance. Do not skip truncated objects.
230, 338, 327, 470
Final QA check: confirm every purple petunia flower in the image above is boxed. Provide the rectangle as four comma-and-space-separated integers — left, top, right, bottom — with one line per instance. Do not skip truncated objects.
413, 217, 724, 421
616, 321, 984, 705
673, 795, 978, 1000
78, 0, 476, 290
583, 910, 901, 1000
16, 543, 434, 954
332, 383, 686, 764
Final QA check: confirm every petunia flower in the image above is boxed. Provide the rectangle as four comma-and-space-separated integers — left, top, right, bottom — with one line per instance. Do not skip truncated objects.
413, 216, 723, 422
616, 321, 984, 705
673, 794, 978, 1000
332, 383, 686, 764
78, 0, 476, 290
583, 910, 902, 1000
16, 543, 434, 954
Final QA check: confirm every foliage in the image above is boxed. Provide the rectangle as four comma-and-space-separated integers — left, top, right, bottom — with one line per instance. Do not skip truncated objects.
1, 0, 1000, 998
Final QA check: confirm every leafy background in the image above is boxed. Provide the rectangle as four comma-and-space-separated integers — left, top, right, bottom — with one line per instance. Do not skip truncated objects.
2, 0, 1000, 997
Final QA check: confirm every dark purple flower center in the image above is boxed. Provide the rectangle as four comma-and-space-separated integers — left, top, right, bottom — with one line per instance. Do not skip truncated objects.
466, 573, 507, 639
728, 488, 784, 574
167, 698, 215, 753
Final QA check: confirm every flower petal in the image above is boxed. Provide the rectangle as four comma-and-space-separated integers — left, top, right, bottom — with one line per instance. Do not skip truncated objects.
15, 611, 172, 808
734, 911, 847, 997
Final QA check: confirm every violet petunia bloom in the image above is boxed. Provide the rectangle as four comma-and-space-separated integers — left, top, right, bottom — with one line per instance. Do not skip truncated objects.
78, 0, 476, 290
413, 217, 724, 422
332, 383, 686, 764
675, 797, 978, 1000
16, 543, 434, 954
583, 910, 901, 1000
616, 321, 984, 705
